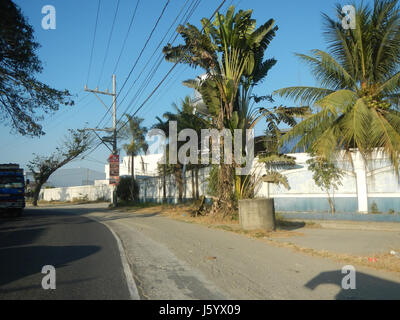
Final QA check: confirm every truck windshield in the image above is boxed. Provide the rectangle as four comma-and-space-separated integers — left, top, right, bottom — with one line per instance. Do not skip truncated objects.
0, 176, 24, 188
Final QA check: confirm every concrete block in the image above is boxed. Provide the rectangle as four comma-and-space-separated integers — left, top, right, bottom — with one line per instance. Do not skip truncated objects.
239, 198, 276, 231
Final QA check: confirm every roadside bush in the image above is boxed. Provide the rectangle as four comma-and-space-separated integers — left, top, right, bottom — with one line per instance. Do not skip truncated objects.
116, 176, 139, 202
370, 201, 380, 214
206, 165, 219, 197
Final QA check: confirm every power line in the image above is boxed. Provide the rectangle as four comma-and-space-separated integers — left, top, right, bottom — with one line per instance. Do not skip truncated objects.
98, 0, 120, 87
83, 0, 226, 162
118, 0, 202, 118
116, 0, 227, 136
92, 0, 172, 131
86, 0, 101, 86
112, 0, 141, 75
117, 0, 171, 104
114, 0, 200, 126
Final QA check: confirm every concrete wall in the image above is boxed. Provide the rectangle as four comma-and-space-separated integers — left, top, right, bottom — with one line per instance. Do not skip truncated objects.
134, 151, 400, 213
253, 152, 400, 213
137, 166, 210, 204
40, 185, 111, 202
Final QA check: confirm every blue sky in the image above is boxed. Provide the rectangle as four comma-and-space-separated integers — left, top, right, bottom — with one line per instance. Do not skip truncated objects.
1, 0, 371, 173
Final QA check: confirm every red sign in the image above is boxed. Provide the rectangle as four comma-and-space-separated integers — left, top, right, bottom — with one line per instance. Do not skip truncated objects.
108, 154, 120, 185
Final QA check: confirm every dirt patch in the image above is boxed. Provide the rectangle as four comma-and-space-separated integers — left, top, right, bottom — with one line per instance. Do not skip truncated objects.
119, 204, 306, 239
262, 238, 400, 274
117, 204, 400, 274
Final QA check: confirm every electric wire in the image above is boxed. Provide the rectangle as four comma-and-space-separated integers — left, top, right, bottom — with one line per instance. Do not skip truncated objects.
91, 0, 171, 131
112, 0, 141, 75
98, 0, 121, 87
86, 0, 101, 86
115, 0, 227, 136
114, 0, 200, 127
83, 0, 226, 162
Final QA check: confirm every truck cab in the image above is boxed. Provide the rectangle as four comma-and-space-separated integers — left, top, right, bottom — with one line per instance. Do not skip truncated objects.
0, 164, 25, 216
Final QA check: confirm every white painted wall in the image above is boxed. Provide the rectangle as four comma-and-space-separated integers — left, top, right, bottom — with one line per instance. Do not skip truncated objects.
40, 185, 112, 202
134, 150, 400, 213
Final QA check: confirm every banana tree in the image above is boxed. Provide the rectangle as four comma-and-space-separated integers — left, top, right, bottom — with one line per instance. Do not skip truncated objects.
163, 5, 279, 213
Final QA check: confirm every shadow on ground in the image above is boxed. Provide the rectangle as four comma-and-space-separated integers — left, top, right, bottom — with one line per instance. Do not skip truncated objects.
0, 209, 101, 291
305, 270, 400, 299
0, 245, 100, 290
276, 219, 306, 231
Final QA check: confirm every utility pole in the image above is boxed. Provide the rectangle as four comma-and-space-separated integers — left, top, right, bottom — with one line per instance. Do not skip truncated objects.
84, 74, 118, 206
112, 74, 117, 154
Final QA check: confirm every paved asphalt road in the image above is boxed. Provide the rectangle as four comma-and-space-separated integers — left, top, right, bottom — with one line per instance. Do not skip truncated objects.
0, 206, 131, 300
2, 203, 400, 300
85, 204, 400, 300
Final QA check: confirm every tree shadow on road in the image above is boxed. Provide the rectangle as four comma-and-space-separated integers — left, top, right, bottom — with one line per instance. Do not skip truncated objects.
24, 206, 162, 224
305, 270, 400, 299
0, 245, 101, 290
0, 210, 102, 294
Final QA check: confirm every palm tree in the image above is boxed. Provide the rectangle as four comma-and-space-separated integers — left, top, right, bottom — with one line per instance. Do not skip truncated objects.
121, 115, 148, 201
274, 0, 400, 172
153, 96, 209, 203
163, 5, 279, 212
257, 105, 310, 198
152, 116, 169, 203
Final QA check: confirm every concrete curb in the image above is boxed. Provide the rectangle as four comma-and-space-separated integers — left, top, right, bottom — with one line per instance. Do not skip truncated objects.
85, 215, 140, 300
107, 227, 141, 300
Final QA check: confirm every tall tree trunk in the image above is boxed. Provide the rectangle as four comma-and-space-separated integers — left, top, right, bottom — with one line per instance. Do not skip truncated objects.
211, 121, 235, 216
215, 163, 234, 215
162, 163, 166, 203
235, 175, 241, 200
130, 152, 135, 201
195, 167, 199, 199
174, 165, 184, 203
32, 183, 43, 206
327, 193, 335, 214
191, 169, 195, 199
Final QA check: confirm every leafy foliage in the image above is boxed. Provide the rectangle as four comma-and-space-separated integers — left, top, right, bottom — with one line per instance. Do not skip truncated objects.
116, 176, 139, 202
119, 115, 148, 201
258, 153, 295, 197
27, 129, 92, 205
165, 6, 278, 128
120, 115, 148, 157
164, 6, 280, 207
306, 156, 344, 213
0, 0, 73, 136
274, 0, 400, 171
152, 96, 209, 202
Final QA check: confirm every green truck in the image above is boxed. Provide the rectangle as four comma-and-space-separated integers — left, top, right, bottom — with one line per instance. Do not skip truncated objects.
0, 164, 26, 216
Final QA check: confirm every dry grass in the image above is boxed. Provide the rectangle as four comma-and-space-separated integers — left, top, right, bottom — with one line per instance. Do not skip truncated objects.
262, 238, 400, 274
123, 203, 305, 239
